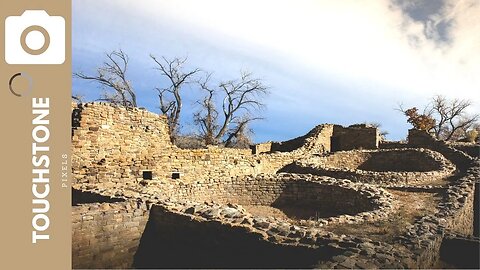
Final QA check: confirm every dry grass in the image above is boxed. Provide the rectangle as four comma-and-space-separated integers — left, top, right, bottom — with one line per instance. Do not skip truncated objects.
325, 189, 443, 243
243, 189, 444, 245
418, 175, 452, 186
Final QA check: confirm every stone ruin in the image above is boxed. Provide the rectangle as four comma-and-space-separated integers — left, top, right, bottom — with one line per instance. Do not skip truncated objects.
71, 102, 479, 269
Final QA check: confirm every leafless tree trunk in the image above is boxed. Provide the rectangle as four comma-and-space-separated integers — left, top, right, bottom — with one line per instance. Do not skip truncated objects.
194, 73, 219, 145
151, 55, 200, 142
74, 50, 137, 107
426, 95, 479, 141
216, 71, 268, 142
194, 71, 268, 147
223, 116, 257, 148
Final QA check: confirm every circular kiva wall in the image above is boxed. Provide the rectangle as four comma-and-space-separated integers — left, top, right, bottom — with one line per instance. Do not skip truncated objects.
161, 173, 393, 227
71, 173, 393, 267
284, 148, 455, 186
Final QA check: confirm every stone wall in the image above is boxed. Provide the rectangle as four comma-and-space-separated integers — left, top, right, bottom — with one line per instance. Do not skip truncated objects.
270, 124, 333, 153
315, 149, 443, 172
396, 129, 478, 267
331, 124, 379, 151
71, 159, 478, 269
360, 150, 444, 172
154, 174, 379, 218
379, 141, 408, 149
440, 234, 480, 268
282, 149, 455, 186
73, 173, 395, 268
252, 141, 273, 154
133, 204, 338, 269
72, 201, 150, 269
71, 103, 306, 184
72, 103, 383, 185
70, 103, 478, 269
399, 160, 480, 268
74, 173, 394, 247
268, 124, 379, 153
407, 129, 473, 171
449, 142, 480, 158
72, 103, 172, 183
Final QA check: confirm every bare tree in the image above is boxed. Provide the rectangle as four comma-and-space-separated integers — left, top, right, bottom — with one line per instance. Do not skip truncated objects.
426, 95, 479, 141
194, 73, 219, 145
194, 71, 268, 147
74, 50, 137, 107
223, 115, 256, 148
151, 55, 200, 141
398, 95, 479, 141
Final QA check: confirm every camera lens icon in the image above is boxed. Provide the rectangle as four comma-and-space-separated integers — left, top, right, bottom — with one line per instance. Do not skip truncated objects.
5, 10, 65, 65
20, 25, 50, 55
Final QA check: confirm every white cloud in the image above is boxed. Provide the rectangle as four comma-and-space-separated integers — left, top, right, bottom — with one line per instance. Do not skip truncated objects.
74, 0, 480, 140
115, 0, 479, 106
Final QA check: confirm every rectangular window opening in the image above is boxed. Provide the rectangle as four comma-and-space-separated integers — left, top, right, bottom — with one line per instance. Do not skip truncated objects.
142, 171, 153, 180
172, 172, 180, 180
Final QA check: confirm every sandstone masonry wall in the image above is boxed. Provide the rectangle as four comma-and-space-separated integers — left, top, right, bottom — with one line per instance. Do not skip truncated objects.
282, 149, 455, 186
133, 204, 335, 269
270, 125, 334, 153
379, 141, 408, 149
449, 142, 480, 158
72, 103, 381, 185
71, 103, 307, 184
332, 124, 379, 151
408, 129, 473, 171
155, 174, 377, 216
72, 201, 149, 269
72, 103, 171, 183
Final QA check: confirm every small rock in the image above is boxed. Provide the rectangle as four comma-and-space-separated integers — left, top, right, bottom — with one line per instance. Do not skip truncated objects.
201, 208, 221, 219
332, 255, 347, 263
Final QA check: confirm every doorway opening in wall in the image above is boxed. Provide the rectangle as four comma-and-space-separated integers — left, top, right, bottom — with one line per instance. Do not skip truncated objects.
143, 171, 153, 180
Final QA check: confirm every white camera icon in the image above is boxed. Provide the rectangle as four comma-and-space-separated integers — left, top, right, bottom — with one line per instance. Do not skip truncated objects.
5, 10, 65, 64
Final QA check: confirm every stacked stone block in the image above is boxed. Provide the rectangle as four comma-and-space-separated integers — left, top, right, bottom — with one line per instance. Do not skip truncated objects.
72, 201, 150, 269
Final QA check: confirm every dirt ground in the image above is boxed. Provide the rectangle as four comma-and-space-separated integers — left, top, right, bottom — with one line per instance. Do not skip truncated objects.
243, 188, 444, 245
324, 189, 444, 243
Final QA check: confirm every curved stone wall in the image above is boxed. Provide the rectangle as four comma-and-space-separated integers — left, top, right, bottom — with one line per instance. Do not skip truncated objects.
75, 173, 393, 231
282, 148, 455, 186
167, 174, 388, 221
71, 158, 478, 269
72, 173, 397, 268
312, 149, 446, 172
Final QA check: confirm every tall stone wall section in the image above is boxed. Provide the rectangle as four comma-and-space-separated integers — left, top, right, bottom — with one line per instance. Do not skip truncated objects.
332, 124, 379, 151
270, 124, 334, 153
72, 103, 172, 183
72, 201, 150, 269
268, 124, 379, 153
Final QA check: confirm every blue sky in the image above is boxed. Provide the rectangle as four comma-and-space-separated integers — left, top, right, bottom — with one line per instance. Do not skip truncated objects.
72, 0, 480, 142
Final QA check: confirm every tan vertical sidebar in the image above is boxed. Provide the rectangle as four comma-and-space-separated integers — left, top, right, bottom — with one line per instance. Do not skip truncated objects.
0, 0, 71, 269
